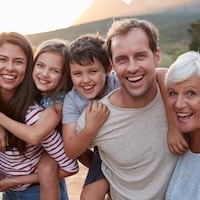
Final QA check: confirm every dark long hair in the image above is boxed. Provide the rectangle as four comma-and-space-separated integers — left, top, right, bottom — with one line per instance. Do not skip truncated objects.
0, 32, 36, 154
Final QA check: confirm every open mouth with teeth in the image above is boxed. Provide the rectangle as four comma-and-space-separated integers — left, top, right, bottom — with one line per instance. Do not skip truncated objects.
177, 112, 193, 120
127, 75, 143, 82
82, 85, 94, 92
2, 74, 15, 80
39, 78, 49, 84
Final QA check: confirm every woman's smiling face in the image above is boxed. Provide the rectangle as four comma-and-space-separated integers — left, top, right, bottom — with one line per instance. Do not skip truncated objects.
168, 76, 200, 134
0, 43, 27, 101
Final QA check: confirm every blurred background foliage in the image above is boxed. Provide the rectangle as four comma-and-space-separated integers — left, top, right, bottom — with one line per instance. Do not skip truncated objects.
27, 12, 200, 68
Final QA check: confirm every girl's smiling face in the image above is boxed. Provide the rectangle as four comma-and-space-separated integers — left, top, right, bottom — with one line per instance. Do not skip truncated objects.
32, 51, 63, 96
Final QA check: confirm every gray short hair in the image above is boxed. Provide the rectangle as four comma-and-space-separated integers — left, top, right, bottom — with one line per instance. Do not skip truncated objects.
165, 50, 200, 87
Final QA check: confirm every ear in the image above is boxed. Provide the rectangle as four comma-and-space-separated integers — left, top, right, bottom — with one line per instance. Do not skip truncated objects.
155, 47, 161, 67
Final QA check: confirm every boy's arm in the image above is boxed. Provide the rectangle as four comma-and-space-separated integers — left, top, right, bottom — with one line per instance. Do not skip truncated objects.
78, 149, 93, 168
0, 105, 61, 145
62, 101, 109, 159
156, 67, 189, 155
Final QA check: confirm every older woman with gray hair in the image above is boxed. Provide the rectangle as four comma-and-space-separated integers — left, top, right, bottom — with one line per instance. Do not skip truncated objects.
165, 50, 200, 199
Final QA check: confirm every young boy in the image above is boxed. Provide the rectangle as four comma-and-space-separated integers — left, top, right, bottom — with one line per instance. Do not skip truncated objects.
62, 33, 119, 200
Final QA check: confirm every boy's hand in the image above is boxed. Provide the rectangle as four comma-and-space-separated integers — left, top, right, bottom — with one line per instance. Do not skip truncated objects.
85, 101, 110, 134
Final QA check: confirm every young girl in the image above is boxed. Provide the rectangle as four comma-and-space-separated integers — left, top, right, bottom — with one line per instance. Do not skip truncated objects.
0, 36, 78, 200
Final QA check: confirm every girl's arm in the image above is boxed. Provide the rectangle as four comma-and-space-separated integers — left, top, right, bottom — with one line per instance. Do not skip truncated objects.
0, 173, 38, 192
156, 67, 189, 155
0, 105, 61, 145
62, 101, 110, 159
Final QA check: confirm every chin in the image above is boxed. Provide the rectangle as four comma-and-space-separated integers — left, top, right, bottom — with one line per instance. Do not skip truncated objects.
179, 127, 191, 133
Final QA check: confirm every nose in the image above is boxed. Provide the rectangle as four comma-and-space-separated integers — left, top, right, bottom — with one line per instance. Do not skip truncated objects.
174, 95, 186, 110
127, 59, 139, 73
82, 74, 91, 83
4, 61, 16, 71
41, 68, 49, 77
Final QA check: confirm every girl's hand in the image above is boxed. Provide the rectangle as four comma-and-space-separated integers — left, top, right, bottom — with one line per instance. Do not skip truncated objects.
0, 177, 15, 192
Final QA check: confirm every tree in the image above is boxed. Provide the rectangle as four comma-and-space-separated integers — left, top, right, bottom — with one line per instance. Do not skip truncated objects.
188, 19, 200, 51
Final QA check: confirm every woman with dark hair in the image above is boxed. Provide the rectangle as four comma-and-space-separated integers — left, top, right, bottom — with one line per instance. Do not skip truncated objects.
0, 33, 78, 200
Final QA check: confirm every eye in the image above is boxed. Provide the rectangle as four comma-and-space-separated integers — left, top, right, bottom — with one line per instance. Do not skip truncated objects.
168, 90, 177, 97
115, 56, 127, 64
0, 56, 7, 63
89, 70, 97, 75
187, 91, 195, 96
14, 59, 25, 65
35, 62, 44, 69
72, 72, 81, 77
52, 68, 61, 74
137, 53, 146, 60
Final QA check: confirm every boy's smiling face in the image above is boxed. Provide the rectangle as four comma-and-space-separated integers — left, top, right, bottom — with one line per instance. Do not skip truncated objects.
70, 58, 109, 100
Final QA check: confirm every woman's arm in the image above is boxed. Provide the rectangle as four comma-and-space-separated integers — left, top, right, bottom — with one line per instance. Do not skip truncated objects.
156, 67, 189, 155
63, 101, 110, 159
0, 105, 61, 145
0, 125, 7, 151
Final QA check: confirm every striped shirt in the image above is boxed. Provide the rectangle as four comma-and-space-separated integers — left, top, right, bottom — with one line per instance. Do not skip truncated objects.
0, 103, 78, 191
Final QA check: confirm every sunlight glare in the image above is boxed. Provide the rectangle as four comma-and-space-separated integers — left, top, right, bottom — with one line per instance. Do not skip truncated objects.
122, 0, 132, 5
0, 0, 94, 35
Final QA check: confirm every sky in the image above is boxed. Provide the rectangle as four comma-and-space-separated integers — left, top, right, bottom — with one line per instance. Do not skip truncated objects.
0, 0, 132, 35
0, 0, 94, 35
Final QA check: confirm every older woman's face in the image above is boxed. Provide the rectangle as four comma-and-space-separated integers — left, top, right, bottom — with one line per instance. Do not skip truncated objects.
168, 76, 200, 133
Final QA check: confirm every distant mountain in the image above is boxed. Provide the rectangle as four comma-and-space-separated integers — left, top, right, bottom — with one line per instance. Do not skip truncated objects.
26, 0, 200, 67
73, 0, 200, 26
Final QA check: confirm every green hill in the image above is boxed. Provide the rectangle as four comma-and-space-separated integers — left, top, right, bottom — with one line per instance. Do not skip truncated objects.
27, 12, 200, 67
